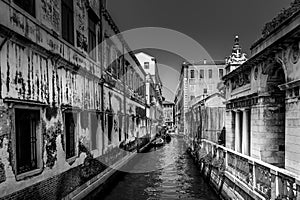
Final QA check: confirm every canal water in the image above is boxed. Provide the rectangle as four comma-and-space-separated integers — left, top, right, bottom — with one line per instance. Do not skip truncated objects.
87, 137, 219, 200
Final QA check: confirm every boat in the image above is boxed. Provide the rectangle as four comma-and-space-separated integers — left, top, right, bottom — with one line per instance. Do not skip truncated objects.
151, 137, 164, 147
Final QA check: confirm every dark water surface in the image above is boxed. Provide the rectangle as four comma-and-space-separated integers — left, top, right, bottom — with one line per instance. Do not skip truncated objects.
88, 137, 219, 200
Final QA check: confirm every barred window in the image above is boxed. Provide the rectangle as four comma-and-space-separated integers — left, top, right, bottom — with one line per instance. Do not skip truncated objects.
15, 108, 40, 175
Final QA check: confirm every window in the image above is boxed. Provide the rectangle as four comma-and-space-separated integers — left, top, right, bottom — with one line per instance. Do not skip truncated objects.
209, 69, 213, 79
64, 112, 77, 159
62, 0, 74, 45
190, 70, 195, 79
219, 69, 224, 79
200, 69, 204, 79
190, 96, 195, 100
118, 114, 123, 142
204, 88, 208, 94
15, 108, 40, 175
14, 0, 35, 17
144, 62, 149, 69
88, 12, 97, 61
90, 113, 98, 150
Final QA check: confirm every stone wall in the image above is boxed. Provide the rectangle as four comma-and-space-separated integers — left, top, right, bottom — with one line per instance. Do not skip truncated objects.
251, 100, 285, 167
285, 89, 300, 174
225, 111, 235, 150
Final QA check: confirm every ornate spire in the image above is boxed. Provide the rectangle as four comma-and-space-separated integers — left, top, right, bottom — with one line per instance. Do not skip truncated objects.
232, 35, 241, 55
226, 36, 247, 72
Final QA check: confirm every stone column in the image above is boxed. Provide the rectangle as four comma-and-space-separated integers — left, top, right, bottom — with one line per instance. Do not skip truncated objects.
235, 111, 242, 153
242, 109, 250, 156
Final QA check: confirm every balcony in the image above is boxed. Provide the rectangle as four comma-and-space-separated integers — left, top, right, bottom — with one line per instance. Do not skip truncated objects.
195, 139, 300, 200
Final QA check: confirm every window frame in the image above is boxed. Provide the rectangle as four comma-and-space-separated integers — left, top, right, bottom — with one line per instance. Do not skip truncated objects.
13, 105, 43, 180
63, 110, 78, 162
190, 69, 195, 79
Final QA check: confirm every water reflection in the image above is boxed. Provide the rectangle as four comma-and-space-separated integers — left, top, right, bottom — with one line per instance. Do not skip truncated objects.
90, 137, 219, 200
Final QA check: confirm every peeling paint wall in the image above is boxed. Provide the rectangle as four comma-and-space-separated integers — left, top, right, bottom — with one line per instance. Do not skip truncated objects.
0, 0, 150, 198
75, 0, 88, 53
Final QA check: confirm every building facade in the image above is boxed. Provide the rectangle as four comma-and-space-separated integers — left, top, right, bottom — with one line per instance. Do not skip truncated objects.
190, 2, 300, 200
174, 60, 225, 135
223, 0, 300, 172
0, 0, 149, 199
162, 100, 175, 127
136, 52, 164, 138
185, 93, 226, 149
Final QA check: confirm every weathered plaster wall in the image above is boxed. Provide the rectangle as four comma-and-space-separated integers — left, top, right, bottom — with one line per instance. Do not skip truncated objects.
0, 40, 101, 198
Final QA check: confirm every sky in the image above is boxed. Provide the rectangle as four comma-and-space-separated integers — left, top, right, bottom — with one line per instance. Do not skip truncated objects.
107, 0, 291, 101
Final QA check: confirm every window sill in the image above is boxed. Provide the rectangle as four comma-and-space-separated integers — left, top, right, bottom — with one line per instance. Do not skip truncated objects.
66, 156, 77, 164
16, 168, 43, 181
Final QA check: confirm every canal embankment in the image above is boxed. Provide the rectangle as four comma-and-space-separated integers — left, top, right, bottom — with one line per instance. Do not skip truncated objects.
63, 139, 153, 200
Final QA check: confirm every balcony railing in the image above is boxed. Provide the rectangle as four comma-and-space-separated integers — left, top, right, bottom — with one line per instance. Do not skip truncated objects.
197, 139, 300, 200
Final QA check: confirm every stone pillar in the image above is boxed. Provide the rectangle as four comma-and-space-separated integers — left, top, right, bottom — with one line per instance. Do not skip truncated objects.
235, 111, 242, 153
242, 109, 250, 156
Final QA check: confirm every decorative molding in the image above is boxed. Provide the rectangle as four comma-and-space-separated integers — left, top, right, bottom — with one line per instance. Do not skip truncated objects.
226, 96, 258, 110
279, 79, 300, 90
231, 70, 251, 90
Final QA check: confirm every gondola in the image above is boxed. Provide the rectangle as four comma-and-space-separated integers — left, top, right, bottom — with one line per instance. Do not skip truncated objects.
151, 137, 164, 147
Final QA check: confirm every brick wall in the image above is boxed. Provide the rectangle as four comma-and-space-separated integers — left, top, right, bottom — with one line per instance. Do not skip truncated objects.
0, 156, 108, 200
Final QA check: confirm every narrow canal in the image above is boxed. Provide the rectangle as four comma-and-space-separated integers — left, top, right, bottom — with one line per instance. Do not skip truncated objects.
86, 137, 219, 200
